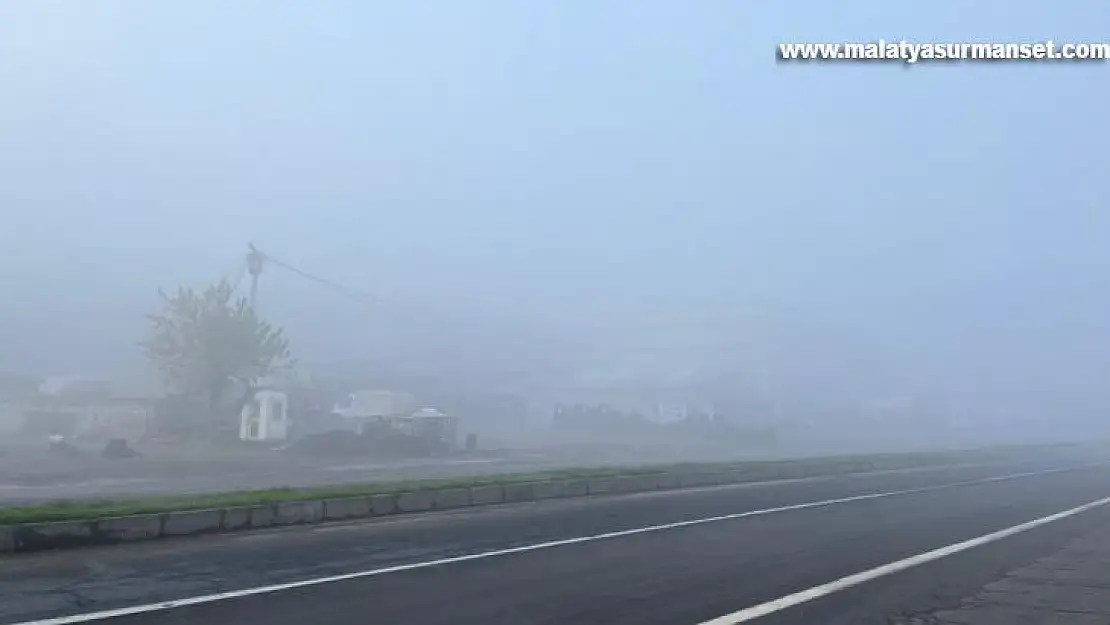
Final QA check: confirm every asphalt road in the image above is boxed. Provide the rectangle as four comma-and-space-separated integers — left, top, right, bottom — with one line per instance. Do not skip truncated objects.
4, 454, 1110, 625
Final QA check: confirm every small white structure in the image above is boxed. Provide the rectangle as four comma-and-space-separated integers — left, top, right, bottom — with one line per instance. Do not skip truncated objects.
333, 390, 417, 420
240, 389, 290, 441
392, 407, 459, 451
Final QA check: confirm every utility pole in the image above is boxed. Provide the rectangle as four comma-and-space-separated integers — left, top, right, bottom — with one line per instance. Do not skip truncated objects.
246, 243, 266, 309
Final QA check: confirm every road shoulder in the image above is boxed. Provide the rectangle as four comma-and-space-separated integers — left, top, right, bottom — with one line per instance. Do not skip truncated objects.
899, 525, 1110, 624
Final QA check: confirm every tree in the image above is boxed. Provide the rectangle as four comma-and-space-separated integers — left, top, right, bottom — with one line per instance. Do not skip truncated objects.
140, 279, 293, 433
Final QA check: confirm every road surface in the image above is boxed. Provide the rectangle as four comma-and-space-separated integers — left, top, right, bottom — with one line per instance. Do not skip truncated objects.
4, 454, 1110, 625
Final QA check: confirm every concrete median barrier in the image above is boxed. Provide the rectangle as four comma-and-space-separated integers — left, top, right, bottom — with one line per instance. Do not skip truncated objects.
163, 509, 223, 537
370, 493, 397, 516
614, 475, 659, 493
470, 484, 504, 506
678, 473, 714, 488
587, 478, 613, 495
534, 479, 589, 500
222, 506, 250, 531
656, 473, 681, 490
531, 481, 561, 500
323, 496, 372, 521
13, 520, 94, 552
561, 480, 590, 498
97, 514, 163, 542
396, 491, 434, 513
249, 505, 275, 528
709, 472, 730, 485
503, 482, 536, 503
433, 488, 472, 510
274, 501, 324, 525
611, 476, 638, 493
2, 443, 1064, 555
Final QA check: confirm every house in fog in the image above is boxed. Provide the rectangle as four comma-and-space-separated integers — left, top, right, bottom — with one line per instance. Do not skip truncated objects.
22, 373, 162, 443
328, 390, 458, 451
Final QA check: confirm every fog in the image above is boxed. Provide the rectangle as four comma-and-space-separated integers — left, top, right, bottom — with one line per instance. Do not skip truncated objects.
2, 0, 1110, 478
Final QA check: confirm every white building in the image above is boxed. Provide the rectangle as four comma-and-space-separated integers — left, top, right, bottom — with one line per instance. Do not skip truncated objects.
240, 388, 290, 442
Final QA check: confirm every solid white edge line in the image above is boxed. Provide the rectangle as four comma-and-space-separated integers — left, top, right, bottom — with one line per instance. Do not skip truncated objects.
696, 493, 1110, 624
9, 462, 1109, 625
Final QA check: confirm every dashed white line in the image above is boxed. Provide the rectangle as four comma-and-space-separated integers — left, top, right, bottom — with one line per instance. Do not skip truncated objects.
10, 462, 1108, 625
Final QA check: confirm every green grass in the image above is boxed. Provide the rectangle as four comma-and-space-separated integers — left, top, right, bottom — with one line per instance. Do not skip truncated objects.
0, 464, 675, 525
0, 442, 1086, 526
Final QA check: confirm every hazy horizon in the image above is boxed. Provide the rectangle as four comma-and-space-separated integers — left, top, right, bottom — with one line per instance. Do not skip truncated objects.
2, 2, 1109, 426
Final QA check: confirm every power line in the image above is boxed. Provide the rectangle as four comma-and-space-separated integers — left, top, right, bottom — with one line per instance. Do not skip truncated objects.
246, 243, 478, 333
253, 245, 384, 307
243, 243, 597, 354
249, 248, 718, 359
236, 244, 754, 394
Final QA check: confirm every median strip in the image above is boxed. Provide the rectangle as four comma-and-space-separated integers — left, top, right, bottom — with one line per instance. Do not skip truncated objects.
0, 444, 1083, 555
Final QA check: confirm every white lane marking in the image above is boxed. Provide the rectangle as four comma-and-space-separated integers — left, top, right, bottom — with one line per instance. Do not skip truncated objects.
696, 493, 1110, 624
10, 462, 1109, 625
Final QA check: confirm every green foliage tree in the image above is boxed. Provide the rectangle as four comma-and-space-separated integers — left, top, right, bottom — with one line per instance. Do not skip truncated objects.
140, 279, 293, 433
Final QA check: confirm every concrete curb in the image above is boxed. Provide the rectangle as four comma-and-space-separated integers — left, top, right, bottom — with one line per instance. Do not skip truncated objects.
0, 524, 12, 554
0, 452, 1028, 555
0, 468, 745, 554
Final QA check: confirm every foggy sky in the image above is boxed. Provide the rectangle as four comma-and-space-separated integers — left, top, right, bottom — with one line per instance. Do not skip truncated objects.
2, 1, 1109, 413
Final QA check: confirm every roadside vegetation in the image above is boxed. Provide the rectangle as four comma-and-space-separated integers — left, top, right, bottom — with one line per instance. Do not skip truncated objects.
140, 277, 294, 438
